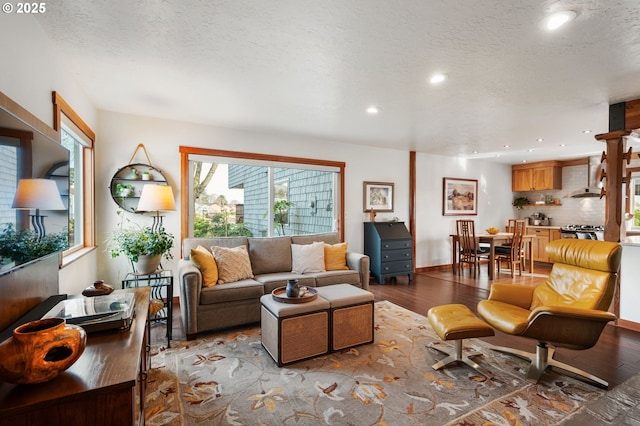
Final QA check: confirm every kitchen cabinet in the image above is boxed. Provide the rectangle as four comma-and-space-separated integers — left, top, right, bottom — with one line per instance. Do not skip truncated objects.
364, 222, 413, 284
527, 227, 562, 263
512, 161, 562, 191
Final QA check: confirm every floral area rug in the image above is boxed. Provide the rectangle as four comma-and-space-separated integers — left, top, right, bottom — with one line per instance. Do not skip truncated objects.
145, 300, 603, 425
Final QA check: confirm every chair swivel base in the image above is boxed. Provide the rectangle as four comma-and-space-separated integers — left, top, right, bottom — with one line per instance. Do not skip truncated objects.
430, 340, 492, 377
489, 342, 608, 389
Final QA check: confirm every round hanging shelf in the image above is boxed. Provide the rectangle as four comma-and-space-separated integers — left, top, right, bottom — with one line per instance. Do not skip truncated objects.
109, 163, 168, 213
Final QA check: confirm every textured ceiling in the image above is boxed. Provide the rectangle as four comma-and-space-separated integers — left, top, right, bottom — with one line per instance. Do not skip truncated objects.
33, 0, 640, 164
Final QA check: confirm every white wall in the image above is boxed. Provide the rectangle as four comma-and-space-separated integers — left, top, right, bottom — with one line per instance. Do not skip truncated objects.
96, 111, 416, 291
1, 15, 98, 295
414, 153, 513, 268
96, 111, 514, 293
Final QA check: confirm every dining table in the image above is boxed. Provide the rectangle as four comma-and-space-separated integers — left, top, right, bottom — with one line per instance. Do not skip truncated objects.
450, 232, 534, 279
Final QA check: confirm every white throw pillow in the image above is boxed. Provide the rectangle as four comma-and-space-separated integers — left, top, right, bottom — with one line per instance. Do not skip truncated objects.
291, 241, 326, 274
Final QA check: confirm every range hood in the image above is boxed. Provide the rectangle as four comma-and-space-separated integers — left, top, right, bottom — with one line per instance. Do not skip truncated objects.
569, 156, 603, 198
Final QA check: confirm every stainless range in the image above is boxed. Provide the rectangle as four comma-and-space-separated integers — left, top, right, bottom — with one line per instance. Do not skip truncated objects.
560, 225, 605, 240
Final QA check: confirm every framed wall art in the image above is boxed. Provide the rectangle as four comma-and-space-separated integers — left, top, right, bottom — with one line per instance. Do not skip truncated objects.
443, 177, 478, 215
363, 181, 394, 212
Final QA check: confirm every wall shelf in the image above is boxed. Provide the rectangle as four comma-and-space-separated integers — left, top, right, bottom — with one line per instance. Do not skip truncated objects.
109, 163, 168, 213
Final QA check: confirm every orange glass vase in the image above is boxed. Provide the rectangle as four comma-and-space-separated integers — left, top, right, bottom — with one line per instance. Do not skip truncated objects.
0, 317, 87, 384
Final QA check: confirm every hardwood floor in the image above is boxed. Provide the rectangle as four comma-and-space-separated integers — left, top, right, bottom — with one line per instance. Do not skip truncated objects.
155, 263, 640, 389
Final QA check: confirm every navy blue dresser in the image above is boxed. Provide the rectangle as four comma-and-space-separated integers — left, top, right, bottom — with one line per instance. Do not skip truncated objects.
364, 221, 413, 284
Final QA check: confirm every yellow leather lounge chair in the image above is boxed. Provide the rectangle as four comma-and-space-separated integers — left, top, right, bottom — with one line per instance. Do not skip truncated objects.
477, 239, 621, 388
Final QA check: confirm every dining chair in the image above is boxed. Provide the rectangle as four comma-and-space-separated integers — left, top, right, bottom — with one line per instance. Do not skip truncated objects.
456, 220, 490, 276
495, 219, 526, 277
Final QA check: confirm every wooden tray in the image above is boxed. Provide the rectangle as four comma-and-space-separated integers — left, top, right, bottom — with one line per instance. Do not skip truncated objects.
272, 286, 318, 304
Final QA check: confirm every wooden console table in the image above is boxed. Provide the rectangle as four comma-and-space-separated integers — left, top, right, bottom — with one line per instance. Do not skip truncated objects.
0, 288, 150, 426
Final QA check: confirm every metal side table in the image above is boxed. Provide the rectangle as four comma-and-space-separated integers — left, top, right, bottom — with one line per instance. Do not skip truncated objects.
122, 269, 173, 347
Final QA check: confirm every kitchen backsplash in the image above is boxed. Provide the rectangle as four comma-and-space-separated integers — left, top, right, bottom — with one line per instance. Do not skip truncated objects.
513, 164, 606, 227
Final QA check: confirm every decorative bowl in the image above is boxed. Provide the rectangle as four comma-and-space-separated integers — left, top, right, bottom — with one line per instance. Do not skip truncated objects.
485, 227, 500, 235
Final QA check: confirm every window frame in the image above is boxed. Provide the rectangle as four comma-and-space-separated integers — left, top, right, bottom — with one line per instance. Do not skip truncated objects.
179, 146, 345, 248
52, 92, 96, 262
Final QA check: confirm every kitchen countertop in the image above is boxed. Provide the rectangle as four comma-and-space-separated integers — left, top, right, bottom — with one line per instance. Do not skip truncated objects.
622, 235, 640, 247
524, 225, 561, 230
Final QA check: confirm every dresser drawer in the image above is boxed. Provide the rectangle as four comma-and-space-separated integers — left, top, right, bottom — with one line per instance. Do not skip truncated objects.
381, 239, 411, 250
381, 249, 412, 262
381, 260, 413, 274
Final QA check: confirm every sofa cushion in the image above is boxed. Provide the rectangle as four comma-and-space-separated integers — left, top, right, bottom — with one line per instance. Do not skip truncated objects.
291, 232, 340, 245
190, 245, 219, 287
199, 279, 264, 305
253, 272, 316, 294
248, 236, 292, 275
307, 270, 362, 287
212, 245, 254, 284
324, 242, 349, 271
183, 237, 248, 259
291, 241, 325, 274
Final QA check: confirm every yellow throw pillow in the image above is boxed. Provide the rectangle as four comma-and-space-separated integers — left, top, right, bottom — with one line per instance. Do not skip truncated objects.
211, 245, 254, 284
324, 242, 349, 271
190, 245, 219, 287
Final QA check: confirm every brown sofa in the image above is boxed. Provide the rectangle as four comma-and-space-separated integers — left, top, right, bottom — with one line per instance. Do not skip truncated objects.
178, 232, 370, 340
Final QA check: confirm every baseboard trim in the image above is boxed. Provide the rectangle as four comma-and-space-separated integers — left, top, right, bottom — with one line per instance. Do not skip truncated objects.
616, 318, 640, 332
415, 265, 453, 273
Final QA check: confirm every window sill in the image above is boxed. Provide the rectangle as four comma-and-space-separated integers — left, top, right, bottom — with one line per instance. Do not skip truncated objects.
61, 246, 97, 268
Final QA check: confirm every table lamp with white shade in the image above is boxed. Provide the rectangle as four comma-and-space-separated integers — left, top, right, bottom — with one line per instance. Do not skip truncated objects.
11, 178, 65, 239
136, 184, 176, 232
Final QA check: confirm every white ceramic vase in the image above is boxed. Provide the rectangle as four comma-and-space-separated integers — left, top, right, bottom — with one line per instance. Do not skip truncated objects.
134, 254, 161, 275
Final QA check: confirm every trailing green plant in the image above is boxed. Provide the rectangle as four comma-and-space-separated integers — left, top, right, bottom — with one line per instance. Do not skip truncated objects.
512, 197, 529, 210
115, 183, 135, 197
108, 215, 174, 263
0, 223, 69, 265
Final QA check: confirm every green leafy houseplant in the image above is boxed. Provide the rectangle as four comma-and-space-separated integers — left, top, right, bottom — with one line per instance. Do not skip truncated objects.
0, 224, 68, 265
115, 183, 135, 198
512, 197, 529, 210
109, 224, 174, 263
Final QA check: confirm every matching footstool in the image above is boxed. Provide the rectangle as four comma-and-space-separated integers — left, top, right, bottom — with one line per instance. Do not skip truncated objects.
427, 303, 494, 376
315, 284, 374, 351
260, 294, 330, 366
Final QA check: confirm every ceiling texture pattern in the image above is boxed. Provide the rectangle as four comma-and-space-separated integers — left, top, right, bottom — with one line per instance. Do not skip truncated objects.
34, 0, 640, 163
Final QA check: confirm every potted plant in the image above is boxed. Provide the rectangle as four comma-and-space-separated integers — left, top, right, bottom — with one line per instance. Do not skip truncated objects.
512, 197, 529, 210
115, 183, 135, 198
141, 171, 153, 181
108, 223, 174, 274
0, 224, 68, 267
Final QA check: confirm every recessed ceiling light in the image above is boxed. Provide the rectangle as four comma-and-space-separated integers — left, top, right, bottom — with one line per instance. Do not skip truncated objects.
504, 145, 510, 148
536, 138, 544, 142
543, 11, 576, 31
528, 149, 534, 152
473, 150, 478, 154
429, 73, 447, 84
560, 143, 567, 147
583, 129, 592, 134
522, 160, 528, 163
366, 106, 380, 115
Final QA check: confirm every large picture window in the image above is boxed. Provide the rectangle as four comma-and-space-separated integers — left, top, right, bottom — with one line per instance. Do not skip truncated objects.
180, 147, 345, 242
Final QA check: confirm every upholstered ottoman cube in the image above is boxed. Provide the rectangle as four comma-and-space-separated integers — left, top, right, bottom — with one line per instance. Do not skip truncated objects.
260, 294, 330, 366
315, 284, 374, 351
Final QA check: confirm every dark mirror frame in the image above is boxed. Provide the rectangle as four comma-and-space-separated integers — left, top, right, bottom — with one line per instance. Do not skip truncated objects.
0, 92, 70, 273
